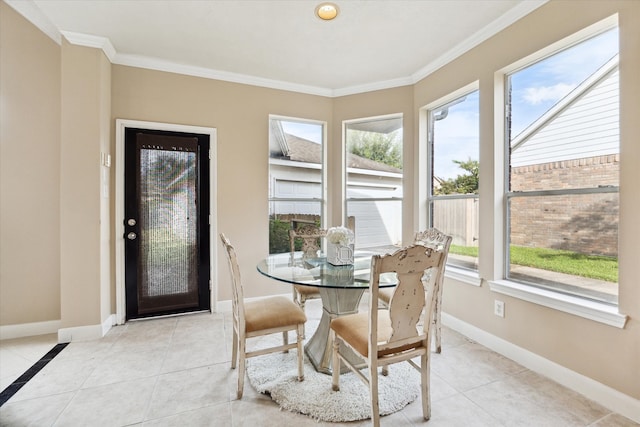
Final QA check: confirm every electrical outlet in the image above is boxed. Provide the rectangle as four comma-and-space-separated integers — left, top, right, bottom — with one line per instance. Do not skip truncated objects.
494, 300, 505, 318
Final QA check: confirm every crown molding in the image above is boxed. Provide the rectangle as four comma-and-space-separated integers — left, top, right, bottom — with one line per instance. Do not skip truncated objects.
4, 0, 61, 44
111, 53, 333, 97
332, 76, 415, 98
412, 0, 548, 83
61, 31, 116, 61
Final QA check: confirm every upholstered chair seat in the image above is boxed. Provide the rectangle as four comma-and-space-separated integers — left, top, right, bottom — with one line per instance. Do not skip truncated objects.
220, 233, 306, 399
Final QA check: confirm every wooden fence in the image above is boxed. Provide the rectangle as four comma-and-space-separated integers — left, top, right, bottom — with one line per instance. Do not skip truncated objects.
432, 198, 479, 247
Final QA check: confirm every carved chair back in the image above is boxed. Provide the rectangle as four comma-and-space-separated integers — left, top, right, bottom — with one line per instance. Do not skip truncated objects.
289, 225, 327, 259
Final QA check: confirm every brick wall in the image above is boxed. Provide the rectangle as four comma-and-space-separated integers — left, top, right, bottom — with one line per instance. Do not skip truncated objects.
510, 155, 619, 257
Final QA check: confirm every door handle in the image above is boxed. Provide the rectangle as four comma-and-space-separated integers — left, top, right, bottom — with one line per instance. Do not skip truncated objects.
127, 232, 137, 240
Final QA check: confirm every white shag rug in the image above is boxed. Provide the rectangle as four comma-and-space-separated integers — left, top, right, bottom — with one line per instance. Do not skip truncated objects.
246, 351, 420, 422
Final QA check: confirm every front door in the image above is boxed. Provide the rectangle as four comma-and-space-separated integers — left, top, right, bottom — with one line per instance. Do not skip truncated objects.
124, 127, 210, 320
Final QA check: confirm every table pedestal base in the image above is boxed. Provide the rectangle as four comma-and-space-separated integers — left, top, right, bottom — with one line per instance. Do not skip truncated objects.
305, 287, 366, 374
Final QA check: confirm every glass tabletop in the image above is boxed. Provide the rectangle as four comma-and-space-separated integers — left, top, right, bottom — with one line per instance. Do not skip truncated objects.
256, 251, 397, 289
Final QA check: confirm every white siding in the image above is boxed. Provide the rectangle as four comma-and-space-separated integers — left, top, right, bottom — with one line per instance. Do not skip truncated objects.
512, 69, 619, 167
269, 161, 402, 249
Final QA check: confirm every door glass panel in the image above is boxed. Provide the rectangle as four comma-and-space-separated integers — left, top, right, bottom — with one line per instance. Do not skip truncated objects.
137, 136, 199, 313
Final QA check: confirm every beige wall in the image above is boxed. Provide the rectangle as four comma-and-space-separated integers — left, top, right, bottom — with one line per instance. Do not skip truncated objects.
413, 0, 639, 399
0, 2, 61, 324
111, 66, 334, 302
59, 39, 112, 329
1, 0, 638, 406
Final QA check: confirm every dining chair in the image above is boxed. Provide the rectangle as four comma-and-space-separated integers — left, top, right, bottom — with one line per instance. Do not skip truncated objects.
220, 233, 307, 399
330, 244, 446, 426
288, 225, 326, 313
378, 228, 452, 353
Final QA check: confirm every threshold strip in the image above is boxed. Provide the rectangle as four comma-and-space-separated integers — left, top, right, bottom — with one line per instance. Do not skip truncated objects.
0, 343, 69, 407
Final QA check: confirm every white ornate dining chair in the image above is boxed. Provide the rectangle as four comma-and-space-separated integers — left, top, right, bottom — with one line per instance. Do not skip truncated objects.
288, 225, 326, 313
330, 244, 446, 426
378, 228, 452, 353
220, 233, 307, 399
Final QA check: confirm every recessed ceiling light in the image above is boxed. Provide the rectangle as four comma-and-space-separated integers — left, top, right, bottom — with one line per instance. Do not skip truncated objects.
315, 3, 339, 21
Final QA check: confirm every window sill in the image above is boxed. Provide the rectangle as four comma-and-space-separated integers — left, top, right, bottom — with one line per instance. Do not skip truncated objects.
445, 266, 482, 287
488, 279, 628, 329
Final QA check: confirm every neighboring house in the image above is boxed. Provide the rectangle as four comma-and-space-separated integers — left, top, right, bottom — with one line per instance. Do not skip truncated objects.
510, 55, 619, 256
269, 132, 403, 249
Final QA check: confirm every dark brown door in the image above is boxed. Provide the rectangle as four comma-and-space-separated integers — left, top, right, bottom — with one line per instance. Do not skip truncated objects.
124, 128, 210, 320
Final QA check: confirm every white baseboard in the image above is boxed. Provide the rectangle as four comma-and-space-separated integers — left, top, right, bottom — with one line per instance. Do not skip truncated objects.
57, 314, 116, 343
442, 312, 640, 423
0, 319, 61, 340
216, 299, 232, 313
102, 314, 116, 336
1, 314, 116, 343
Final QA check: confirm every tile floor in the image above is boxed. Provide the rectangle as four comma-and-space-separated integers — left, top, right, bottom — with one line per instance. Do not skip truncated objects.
0, 299, 637, 426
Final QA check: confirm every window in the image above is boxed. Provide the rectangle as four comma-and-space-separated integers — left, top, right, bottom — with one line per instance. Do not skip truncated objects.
427, 89, 480, 272
505, 27, 619, 304
344, 115, 403, 254
268, 116, 326, 254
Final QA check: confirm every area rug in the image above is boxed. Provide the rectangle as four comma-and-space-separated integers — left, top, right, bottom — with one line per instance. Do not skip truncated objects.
246, 349, 420, 422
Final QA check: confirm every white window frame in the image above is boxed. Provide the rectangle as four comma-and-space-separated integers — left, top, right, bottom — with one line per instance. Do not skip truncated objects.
420, 82, 482, 287
343, 114, 403, 250
268, 115, 327, 236
488, 16, 627, 329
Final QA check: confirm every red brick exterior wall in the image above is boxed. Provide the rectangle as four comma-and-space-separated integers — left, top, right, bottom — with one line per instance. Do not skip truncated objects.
510, 155, 619, 257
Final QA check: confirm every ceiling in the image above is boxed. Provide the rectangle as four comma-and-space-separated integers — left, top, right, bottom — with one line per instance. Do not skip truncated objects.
7, 0, 546, 97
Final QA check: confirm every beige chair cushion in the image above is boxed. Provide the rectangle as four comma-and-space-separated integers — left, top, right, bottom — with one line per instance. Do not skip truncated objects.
378, 288, 393, 305
331, 310, 422, 358
294, 284, 320, 296
244, 296, 307, 333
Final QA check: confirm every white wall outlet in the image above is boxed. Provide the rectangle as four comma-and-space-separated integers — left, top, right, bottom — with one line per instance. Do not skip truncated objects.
494, 300, 505, 318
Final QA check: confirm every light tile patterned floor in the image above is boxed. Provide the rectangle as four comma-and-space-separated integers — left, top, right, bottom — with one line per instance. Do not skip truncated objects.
0, 299, 637, 426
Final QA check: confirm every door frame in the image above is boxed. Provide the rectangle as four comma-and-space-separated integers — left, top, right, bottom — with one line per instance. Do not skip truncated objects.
115, 119, 218, 325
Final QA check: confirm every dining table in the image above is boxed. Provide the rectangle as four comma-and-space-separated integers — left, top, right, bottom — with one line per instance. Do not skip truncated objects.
256, 250, 397, 374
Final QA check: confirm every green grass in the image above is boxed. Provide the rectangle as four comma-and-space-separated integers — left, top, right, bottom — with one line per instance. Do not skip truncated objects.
450, 244, 479, 258
449, 244, 618, 283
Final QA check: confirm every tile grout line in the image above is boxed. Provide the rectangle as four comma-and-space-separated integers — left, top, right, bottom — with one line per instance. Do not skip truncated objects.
0, 343, 69, 407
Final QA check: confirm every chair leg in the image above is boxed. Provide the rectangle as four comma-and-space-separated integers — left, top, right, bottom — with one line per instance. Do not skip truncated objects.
293, 287, 299, 306
421, 353, 431, 421
381, 365, 388, 376
296, 324, 305, 381
300, 296, 307, 339
331, 331, 340, 391
283, 330, 289, 353
231, 328, 238, 369
237, 338, 246, 399
435, 299, 442, 354
369, 364, 380, 427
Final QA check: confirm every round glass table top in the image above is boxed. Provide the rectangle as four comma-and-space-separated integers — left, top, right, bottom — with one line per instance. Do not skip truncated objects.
256, 251, 397, 289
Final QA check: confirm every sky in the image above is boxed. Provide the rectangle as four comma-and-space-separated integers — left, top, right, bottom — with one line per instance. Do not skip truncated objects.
509, 27, 618, 139
279, 27, 619, 181
432, 91, 480, 181
434, 27, 618, 181
282, 121, 322, 144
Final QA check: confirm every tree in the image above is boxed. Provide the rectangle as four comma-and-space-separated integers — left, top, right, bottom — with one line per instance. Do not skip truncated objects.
436, 158, 479, 195
347, 130, 402, 169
